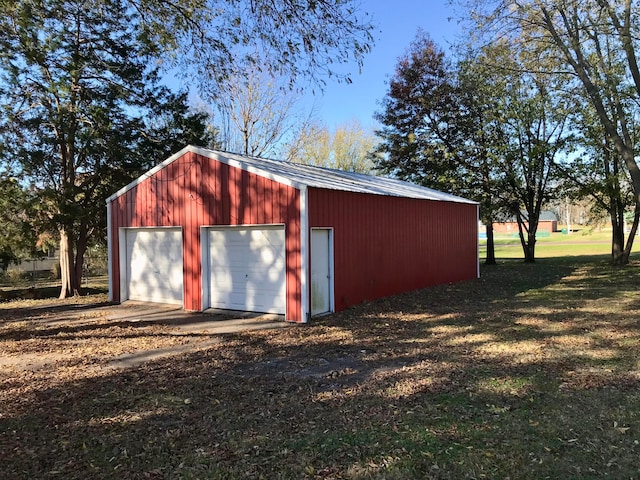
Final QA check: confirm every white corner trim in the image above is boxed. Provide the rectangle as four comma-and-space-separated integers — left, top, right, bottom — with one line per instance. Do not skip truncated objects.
106, 202, 113, 302
200, 226, 210, 310
329, 228, 335, 312
299, 186, 309, 323
477, 204, 481, 279
118, 228, 127, 301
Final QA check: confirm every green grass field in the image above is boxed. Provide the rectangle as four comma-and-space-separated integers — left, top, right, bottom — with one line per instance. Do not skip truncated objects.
479, 228, 640, 259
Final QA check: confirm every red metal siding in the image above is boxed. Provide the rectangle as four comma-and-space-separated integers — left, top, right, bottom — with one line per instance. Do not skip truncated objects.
109, 152, 302, 321
308, 188, 478, 313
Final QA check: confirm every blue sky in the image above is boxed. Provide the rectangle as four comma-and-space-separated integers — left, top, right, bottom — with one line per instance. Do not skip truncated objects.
307, 0, 461, 129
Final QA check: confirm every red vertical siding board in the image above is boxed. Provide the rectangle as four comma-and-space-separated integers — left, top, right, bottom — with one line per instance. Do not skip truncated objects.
229, 166, 238, 225
153, 170, 159, 225
256, 176, 265, 224
284, 186, 301, 322
263, 176, 273, 221
147, 178, 151, 225
205, 158, 212, 225
193, 153, 203, 310
142, 177, 148, 226
165, 164, 172, 225
155, 168, 162, 225
140, 178, 152, 227
134, 185, 142, 227
165, 163, 173, 225
215, 159, 221, 224
201, 157, 210, 226
220, 164, 229, 225
211, 159, 218, 225
250, 173, 258, 224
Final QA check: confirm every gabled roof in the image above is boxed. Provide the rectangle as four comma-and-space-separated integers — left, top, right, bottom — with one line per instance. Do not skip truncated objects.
107, 145, 477, 205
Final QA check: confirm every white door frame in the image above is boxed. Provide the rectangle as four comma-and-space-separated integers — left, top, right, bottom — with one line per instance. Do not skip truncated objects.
310, 227, 334, 316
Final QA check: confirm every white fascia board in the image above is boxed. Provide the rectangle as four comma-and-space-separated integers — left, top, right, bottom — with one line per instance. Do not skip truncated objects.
188, 146, 307, 191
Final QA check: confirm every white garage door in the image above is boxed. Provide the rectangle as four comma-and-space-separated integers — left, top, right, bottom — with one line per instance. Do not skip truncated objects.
206, 226, 286, 314
125, 228, 183, 305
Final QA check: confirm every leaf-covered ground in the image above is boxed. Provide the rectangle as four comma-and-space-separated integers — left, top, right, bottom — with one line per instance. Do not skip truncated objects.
1, 256, 640, 479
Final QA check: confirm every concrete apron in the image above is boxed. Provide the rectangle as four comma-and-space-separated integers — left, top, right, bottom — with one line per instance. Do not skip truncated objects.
103, 301, 291, 369
109, 301, 288, 334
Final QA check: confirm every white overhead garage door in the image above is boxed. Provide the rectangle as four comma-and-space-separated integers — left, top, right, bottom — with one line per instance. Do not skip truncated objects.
205, 226, 286, 314
124, 228, 183, 305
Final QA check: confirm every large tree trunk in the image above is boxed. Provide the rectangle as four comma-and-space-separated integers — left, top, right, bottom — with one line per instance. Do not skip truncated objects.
485, 221, 496, 265
58, 228, 80, 299
622, 201, 640, 265
524, 231, 536, 263
610, 194, 626, 266
611, 221, 625, 265
516, 213, 536, 263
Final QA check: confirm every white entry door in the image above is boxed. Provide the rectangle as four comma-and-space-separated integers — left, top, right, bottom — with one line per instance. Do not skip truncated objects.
206, 226, 286, 314
310, 228, 332, 316
125, 228, 183, 305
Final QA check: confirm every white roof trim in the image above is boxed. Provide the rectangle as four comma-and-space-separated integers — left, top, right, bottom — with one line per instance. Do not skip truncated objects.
106, 145, 477, 205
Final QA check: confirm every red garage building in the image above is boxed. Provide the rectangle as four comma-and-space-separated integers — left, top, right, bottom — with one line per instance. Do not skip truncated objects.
107, 146, 478, 323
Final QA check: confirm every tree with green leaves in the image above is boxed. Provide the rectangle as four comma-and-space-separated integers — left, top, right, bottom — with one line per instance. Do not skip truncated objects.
557, 100, 638, 263
0, 0, 214, 297
0, 177, 37, 272
128, 0, 374, 91
454, 52, 510, 265
374, 32, 464, 193
486, 40, 573, 263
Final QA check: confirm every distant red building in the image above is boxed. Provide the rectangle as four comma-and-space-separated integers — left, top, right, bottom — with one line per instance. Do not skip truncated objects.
107, 146, 479, 323
492, 211, 559, 235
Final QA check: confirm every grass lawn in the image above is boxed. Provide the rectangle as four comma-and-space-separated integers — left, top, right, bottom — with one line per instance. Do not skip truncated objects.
1, 253, 640, 479
479, 228, 640, 259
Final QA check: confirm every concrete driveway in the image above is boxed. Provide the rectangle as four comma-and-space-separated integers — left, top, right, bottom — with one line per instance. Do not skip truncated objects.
1, 300, 292, 372
101, 301, 289, 334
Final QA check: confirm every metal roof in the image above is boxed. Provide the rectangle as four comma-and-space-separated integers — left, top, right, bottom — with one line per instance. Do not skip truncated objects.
107, 145, 477, 205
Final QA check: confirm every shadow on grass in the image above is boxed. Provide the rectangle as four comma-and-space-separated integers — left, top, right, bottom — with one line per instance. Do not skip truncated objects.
1, 255, 640, 479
